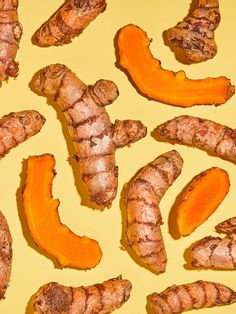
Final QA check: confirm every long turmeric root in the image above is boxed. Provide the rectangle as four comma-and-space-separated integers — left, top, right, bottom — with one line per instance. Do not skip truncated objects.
191, 235, 236, 270
0, 0, 22, 82
117, 24, 234, 107
33, 277, 132, 314
176, 167, 230, 236
157, 115, 236, 163
126, 150, 183, 274
23, 154, 102, 269
149, 281, 236, 313
0, 210, 12, 299
32, 0, 107, 47
32, 64, 147, 207
0, 110, 45, 158
165, 0, 220, 63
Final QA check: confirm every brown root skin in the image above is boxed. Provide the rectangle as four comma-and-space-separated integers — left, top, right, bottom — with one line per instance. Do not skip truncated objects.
165, 0, 220, 63
117, 24, 234, 107
33, 277, 132, 314
149, 281, 236, 313
23, 154, 102, 270
216, 217, 236, 234
0, 210, 12, 299
32, 0, 107, 47
126, 150, 183, 274
191, 234, 236, 270
31, 64, 147, 208
0, 110, 45, 158
157, 115, 236, 163
176, 167, 230, 236
0, 0, 22, 82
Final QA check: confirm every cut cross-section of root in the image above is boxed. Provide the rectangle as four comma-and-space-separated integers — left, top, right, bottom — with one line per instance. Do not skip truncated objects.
23, 154, 102, 269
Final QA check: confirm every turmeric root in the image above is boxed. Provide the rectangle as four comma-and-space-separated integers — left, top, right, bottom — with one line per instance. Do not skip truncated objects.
157, 115, 236, 163
0, 210, 12, 299
117, 24, 234, 107
176, 167, 230, 236
32, 0, 106, 47
216, 217, 236, 234
165, 0, 220, 63
149, 280, 236, 313
23, 154, 102, 269
191, 235, 236, 270
126, 150, 183, 274
0, 0, 22, 82
32, 64, 147, 207
33, 277, 132, 314
0, 110, 45, 158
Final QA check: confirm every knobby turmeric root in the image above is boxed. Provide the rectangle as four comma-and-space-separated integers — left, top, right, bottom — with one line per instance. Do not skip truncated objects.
23, 154, 102, 269
0, 110, 45, 158
0, 0, 22, 82
126, 150, 183, 274
32, 0, 107, 47
176, 167, 230, 236
0, 210, 12, 299
32, 64, 147, 208
149, 280, 236, 314
165, 0, 220, 63
191, 234, 236, 270
117, 24, 234, 107
157, 115, 236, 163
33, 277, 132, 314
216, 217, 236, 234
191, 217, 236, 269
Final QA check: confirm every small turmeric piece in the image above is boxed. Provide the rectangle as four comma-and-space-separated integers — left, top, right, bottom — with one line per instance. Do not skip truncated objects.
216, 216, 236, 234
0, 0, 22, 82
32, 64, 147, 207
191, 234, 236, 270
149, 280, 236, 313
176, 167, 230, 236
157, 115, 236, 163
33, 277, 132, 314
23, 154, 102, 269
126, 150, 183, 274
0, 110, 45, 158
32, 0, 107, 47
0, 210, 12, 299
117, 24, 234, 107
165, 0, 220, 63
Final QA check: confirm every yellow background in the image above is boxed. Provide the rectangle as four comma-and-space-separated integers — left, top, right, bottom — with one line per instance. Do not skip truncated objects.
1, 0, 236, 313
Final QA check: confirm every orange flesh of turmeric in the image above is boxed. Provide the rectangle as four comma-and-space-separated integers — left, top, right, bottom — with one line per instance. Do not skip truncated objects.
23, 154, 102, 269
177, 167, 230, 236
117, 24, 235, 107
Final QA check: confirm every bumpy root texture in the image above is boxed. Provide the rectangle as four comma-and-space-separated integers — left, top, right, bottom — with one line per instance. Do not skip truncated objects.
157, 115, 236, 163
116, 24, 234, 107
32, 0, 107, 47
0, 110, 45, 158
23, 154, 102, 269
33, 277, 132, 314
0, 0, 22, 82
165, 0, 220, 63
32, 64, 147, 208
216, 217, 236, 234
176, 167, 230, 236
126, 150, 183, 274
191, 234, 236, 270
0, 211, 12, 299
149, 280, 236, 314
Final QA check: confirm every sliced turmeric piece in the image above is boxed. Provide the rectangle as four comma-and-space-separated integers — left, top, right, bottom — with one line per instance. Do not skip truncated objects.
117, 24, 234, 107
23, 154, 102, 269
177, 167, 230, 236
